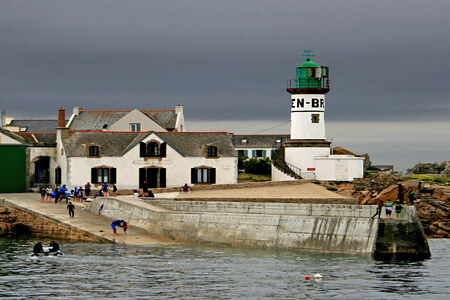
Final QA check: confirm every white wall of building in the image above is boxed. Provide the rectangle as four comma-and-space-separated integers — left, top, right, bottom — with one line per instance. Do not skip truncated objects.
285, 147, 330, 176
109, 109, 166, 132
290, 94, 326, 140
0, 132, 21, 144
63, 133, 237, 189
314, 155, 364, 181
271, 163, 297, 181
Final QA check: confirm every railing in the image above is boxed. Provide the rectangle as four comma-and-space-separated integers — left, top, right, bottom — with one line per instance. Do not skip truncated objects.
286, 78, 330, 89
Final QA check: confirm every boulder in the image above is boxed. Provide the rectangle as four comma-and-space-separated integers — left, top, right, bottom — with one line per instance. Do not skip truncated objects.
373, 184, 398, 204
407, 161, 450, 176
402, 180, 422, 191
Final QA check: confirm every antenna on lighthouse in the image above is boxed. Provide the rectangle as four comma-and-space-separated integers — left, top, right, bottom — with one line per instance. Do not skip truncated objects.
302, 49, 315, 61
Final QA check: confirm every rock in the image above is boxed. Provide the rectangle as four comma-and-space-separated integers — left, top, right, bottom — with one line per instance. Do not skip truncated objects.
359, 153, 371, 171
407, 161, 450, 176
373, 185, 398, 204
402, 180, 422, 191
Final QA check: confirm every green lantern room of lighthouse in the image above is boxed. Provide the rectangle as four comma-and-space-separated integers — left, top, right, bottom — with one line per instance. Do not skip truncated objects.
295, 50, 329, 89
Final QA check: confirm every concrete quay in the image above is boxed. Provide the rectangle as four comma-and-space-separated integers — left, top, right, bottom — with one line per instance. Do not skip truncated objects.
0, 182, 432, 259
0, 193, 175, 245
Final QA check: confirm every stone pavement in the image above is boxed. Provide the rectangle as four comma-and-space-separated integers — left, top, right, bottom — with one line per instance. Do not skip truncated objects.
176, 182, 347, 199
0, 193, 176, 246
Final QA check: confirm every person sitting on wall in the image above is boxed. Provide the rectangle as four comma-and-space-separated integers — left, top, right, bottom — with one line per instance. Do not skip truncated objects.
181, 183, 191, 193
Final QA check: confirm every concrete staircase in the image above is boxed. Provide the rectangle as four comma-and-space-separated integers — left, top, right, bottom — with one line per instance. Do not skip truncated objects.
271, 147, 302, 179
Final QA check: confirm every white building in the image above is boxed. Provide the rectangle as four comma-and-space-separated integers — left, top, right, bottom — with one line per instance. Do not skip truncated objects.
1, 104, 237, 191
272, 52, 364, 182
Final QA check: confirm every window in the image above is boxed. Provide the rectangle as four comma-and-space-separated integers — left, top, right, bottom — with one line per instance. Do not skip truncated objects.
255, 150, 264, 158
146, 142, 159, 157
311, 114, 320, 123
207, 145, 219, 158
237, 150, 246, 156
140, 141, 166, 158
191, 167, 216, 184
88, 146, 100, 157
91, 167, 116, 184
130, 123, 141, 132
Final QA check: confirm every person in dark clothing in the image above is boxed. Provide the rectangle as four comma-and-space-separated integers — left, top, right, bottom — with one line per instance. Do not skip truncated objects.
67, 202, 75, 218
397, 184, 406, 203
142, 181, 149, 197
147, 190, 155, 197
372, 200, 384, 219
85, 182, 91, 197
394, 198, 404, 219
112, 184, 118, 197
407, 187, 416, 206
33, 242, 43, 254
49, 241, 59, 252
111, 220, 128, 236
181, 183, 191, 193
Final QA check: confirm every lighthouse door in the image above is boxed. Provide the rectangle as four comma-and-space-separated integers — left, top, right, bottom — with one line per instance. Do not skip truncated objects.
335, 161, 348, 181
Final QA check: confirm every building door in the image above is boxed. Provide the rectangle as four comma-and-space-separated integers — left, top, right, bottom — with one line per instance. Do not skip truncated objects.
139, 168, 166, 188
335, 161, 348, 181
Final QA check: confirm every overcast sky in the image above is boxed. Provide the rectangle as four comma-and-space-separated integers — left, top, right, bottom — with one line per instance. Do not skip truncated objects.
1, 0, 449, 171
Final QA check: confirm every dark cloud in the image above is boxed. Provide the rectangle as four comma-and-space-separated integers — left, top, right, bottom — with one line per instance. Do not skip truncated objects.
1, 0, 449, 123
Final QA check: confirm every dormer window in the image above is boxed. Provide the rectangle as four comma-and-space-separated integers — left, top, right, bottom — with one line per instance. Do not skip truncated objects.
241, 139, 248, 144
206, 145, 219, 158
146, 142, 159, 157
140, 140, 166, 158
88, 145, 100, 157
130, 123, 141, 132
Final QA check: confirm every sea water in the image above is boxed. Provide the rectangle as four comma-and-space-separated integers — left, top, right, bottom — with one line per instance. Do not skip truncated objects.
0, 238, 449, 299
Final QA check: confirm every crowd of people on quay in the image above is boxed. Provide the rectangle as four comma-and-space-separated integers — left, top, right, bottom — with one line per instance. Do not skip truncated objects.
371, 184, 416, 220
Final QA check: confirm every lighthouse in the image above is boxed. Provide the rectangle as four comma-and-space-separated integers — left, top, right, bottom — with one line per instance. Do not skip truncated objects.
274, 50, 364, 181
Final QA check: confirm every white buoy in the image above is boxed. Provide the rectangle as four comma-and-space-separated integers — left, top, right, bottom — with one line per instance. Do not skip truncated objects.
314, 274, 323, 279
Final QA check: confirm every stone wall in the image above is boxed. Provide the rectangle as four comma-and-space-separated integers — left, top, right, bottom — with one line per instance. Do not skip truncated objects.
0, 201, 109, 242
87, 197, 430, 259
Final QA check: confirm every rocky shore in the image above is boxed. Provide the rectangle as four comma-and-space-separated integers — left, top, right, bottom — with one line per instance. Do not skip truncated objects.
319, 172, 450, 238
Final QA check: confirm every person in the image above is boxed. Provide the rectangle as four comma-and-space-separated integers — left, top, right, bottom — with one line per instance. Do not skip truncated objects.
142, 180, 148, 197
133, 190, 139, 198
85, 182, 91, 197
48, 241, 60, 252
112, 184, 118, 197
181, 183, 191, 193
98, 203, 104, 215
102, 183, 109, 197
46, 185, 53, 202
111, 220, 127, 236
148, 190, 155, 197
73, 187, 78, 202
67, 202, 75, 218
78, 186, 84, 201
40, 187, 46, 203
58, 184, 68, 203
32, 242, 43, 255
407, 187, 416, 206
394, 198, 403, 219
385, 201, 393, 219
371, 200, 384, 219
397, 184, 406, 204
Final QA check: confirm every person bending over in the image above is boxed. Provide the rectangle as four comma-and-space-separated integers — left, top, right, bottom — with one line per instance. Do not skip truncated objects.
111, 220, 128, 236
49, 241, 59, 252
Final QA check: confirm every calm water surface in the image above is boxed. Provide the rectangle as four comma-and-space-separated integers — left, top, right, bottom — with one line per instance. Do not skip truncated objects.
0, 238, 449, 299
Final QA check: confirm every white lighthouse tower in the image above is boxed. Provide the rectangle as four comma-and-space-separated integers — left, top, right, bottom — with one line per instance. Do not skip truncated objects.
275, 50, 364, 181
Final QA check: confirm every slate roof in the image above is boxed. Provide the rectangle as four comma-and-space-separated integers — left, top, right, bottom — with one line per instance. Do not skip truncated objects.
62, 131, 236, 158
8, 120, 63, 132
232, 134, 290, 148
68, 110, 177, 131
154, 132, 236, 157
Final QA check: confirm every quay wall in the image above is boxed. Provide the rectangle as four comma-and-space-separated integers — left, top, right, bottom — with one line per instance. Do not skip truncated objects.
0, 198, 110, 243
87, 198, 430, 258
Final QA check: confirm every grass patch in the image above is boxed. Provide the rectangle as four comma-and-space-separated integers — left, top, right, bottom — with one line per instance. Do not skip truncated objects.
238, 173, 271, 182
403, 174, 450, 184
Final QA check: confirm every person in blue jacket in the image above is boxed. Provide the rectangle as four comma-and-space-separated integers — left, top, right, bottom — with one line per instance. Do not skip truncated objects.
111, 220, 127, 236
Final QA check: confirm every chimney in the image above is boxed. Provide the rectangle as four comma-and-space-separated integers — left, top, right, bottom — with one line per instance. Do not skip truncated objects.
58, 108, 66, 128
175, 103, 183, 114
73, 107, 83, 116
5, 116, 14, 126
